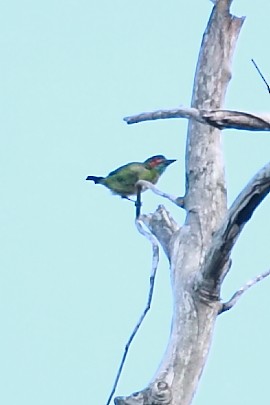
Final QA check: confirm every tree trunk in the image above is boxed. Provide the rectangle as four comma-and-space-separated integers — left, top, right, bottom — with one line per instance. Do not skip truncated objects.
114, 1, 270, 405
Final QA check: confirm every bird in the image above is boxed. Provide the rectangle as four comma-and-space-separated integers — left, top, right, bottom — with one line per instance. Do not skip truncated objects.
86, 155, 176, 198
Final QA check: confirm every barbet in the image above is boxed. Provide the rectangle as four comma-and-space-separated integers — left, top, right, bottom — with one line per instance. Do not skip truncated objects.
86, 155, 176, 198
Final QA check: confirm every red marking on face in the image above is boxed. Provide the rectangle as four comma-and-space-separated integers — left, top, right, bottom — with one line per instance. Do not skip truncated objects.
148, 157, 165, 168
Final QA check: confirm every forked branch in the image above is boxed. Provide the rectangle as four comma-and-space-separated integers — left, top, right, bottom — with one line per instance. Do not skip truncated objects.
141, 205, 180, 258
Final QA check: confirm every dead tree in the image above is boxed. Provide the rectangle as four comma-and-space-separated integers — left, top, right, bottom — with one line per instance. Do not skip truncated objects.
113, 1, 270, 404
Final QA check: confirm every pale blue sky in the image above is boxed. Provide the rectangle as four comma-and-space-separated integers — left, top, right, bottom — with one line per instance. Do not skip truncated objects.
1, 1, 270, 404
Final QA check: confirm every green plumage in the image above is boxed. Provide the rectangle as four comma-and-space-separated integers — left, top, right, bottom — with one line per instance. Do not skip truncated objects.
86, 155, 176, 197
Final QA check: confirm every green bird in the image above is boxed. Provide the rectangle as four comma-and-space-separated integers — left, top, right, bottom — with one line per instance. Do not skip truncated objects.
86, 155, 176, 198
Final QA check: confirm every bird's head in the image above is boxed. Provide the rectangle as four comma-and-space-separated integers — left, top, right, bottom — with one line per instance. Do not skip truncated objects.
144, 155, 176, 174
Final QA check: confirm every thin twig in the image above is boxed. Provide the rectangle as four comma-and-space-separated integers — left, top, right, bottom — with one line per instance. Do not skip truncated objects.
105, 218, 159, 405
136, 180, 185, 208
219, 268, 270, 314
251, 59, 270, 93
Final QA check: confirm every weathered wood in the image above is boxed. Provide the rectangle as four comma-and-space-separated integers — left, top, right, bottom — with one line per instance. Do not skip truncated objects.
201, 161, 270, 287
115, 1, 246, 405
124, 108, 270, 131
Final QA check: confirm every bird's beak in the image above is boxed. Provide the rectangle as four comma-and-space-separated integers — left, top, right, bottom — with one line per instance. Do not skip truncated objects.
165, 159, 177, 166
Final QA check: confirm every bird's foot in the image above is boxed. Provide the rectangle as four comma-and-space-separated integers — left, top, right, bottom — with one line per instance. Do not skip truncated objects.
121, 196, 136, 203
121, 193, 143, 219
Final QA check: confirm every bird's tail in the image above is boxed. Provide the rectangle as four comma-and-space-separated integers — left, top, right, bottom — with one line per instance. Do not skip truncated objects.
86, 175, 104, 184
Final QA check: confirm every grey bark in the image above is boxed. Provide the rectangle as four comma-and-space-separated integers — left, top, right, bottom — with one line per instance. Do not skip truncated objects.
114, 1, 270, 404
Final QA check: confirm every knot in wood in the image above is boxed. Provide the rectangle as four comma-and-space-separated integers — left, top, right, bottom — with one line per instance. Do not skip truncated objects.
198, 287, 220, 304
150, 380, 172, 404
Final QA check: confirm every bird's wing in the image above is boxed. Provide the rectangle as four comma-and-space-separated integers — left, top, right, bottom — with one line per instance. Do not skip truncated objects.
109, 164, 142, 184
105, 163, 144, 195
107, 162, 138, 177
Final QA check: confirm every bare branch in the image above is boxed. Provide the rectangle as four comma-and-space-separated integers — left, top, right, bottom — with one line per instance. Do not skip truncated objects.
124, 107, 270, 131
136, 180, 185, 209
124, 107, 202, 125
201, 161, 270, 290
202, 110, 270, 131
220, 269, 270, 314
135, 185, 142, 219
105, 219, 159, 405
